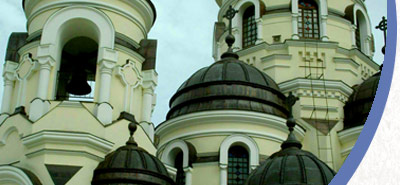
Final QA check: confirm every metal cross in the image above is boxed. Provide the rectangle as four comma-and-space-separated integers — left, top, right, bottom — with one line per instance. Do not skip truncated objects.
223, 5, 239, 36
376, 16, 387, 54
285, 92, 299, 116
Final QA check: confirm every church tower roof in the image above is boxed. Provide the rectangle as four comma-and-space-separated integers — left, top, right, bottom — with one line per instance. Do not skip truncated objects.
92, 121, 175, 185
245, 94, 336, 185
167, 6, 288, 120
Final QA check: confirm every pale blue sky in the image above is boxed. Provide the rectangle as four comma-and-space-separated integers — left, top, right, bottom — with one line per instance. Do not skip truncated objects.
0, 1, 387, 125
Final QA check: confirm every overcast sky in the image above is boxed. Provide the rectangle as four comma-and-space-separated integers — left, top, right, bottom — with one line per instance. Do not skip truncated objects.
0, 1, 387, 125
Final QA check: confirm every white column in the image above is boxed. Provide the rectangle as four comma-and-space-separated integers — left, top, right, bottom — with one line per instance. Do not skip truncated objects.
321, 15, 329, 41
1, 61, 17, 115
365, 36, 372, 57
96, 61, 115, 125
255, 18, 264, 44
29, 56, 55, 122
183, 167, 193, 185
292, 13, 300, 39
220, 164, 227, 185
141, 88, 153, 123
95, 48, 118, 125
232, 27, 240, 50
141, 70, 157, 141
351, 24, 357, 48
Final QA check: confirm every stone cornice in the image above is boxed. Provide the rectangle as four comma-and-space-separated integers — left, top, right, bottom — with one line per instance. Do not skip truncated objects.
338, 125, 363, 144
279, 78, 354, 97
22, 130, 114, 153
24, 0, 154, 36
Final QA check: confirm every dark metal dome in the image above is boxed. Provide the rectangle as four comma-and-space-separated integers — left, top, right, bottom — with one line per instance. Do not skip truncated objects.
92, 123, 175, 185
167, 56, 288, 120
343, 71, 381, 129
246, 117, 336, 185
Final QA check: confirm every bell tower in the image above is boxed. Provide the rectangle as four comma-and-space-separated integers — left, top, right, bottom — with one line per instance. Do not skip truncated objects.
0, 0, 158, 184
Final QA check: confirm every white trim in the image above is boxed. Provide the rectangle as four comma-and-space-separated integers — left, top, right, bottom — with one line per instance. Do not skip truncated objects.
161, 140, 191, 168
0, 166, 34, 185
341, 147, 353, 157
352, 3, 373, 57
338, 126, 363, 144
22, 131, 114, 153
0, 126, 23, 146
156, 110, 305, 146
219, 134, 259, 185
219, 134, 259, 168
279, 79, 354, 97
25, 0, 154, 34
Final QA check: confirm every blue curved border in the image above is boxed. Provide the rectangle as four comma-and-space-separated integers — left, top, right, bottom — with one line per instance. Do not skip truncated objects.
330, 0, 396, 184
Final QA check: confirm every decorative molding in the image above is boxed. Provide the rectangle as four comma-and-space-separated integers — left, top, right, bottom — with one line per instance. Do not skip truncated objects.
22, 130, 114, 153
335, 68, 358, 77
0, 166, 35, 185
115, 44, 145, 64
156, 110, 305, 147
117, 60, 143, 113
219, 134, 260, 169
333, 57, 360, 68
161, 140, 191, 168
261, 54, 292, 63
25, 0, 152, 37
341, 147, 353, 157
25, 148, 104, 161
279, 78, 354, 97
0, 126, 23, 146
338, 126, 363, 144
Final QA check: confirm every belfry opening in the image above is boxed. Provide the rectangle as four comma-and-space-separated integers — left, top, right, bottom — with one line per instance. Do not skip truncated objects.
56, 37, 98, 101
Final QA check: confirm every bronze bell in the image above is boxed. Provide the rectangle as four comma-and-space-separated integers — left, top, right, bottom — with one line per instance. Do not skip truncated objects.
66, 69, 92, 95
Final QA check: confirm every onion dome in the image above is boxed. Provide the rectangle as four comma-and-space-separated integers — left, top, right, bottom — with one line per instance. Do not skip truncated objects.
343, 69, 381, 129
246, 94, 336, 185
92, 122, 175, 185
167, 57, 288, 120
167, 6, 288, 120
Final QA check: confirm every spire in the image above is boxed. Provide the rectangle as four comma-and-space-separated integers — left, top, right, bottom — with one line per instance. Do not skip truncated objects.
281, 92, 302, 149
221, 5, 239, 59
376, 16, 387, 55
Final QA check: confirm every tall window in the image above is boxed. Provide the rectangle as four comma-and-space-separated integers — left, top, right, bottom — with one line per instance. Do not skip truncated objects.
228, 146, 249, 185
175, 151, 185, 185
56, 37, 97, 101
298, 0, 320, 39
242, 6, 257, 48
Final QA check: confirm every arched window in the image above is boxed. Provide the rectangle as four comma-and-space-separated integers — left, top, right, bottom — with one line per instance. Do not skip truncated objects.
56, 37, 97, 101
228, 146, 249, 185
298, 0, 320, 39
174, 151, 186, 185
355, 10, 368, 53
242, 5, 257, 48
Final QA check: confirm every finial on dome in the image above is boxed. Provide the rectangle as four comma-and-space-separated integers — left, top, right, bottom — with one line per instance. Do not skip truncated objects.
281, 92, 302, 149
221, 5, 239, 59
126, 122, 138, 146
376, 16, 387, 55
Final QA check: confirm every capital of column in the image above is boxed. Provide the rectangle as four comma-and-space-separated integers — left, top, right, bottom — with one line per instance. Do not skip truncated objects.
292, 13, 299, 18
99, 61, 115, 75
219, 163, 228, 169
3, 61, 18, 82
183, 167, 193, 173
37, 56, 55, 71
255, 18, 263, 24
351, 24, 358, 31
321, 15, 328, 20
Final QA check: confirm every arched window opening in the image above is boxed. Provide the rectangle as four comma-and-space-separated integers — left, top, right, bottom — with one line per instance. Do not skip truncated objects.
174, 151, 186, 185
298, 0, 320, 39
56, 37, 97, 101
355, 11, 368, 53
242, 5, 257, 48
228, 146, 249, 185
